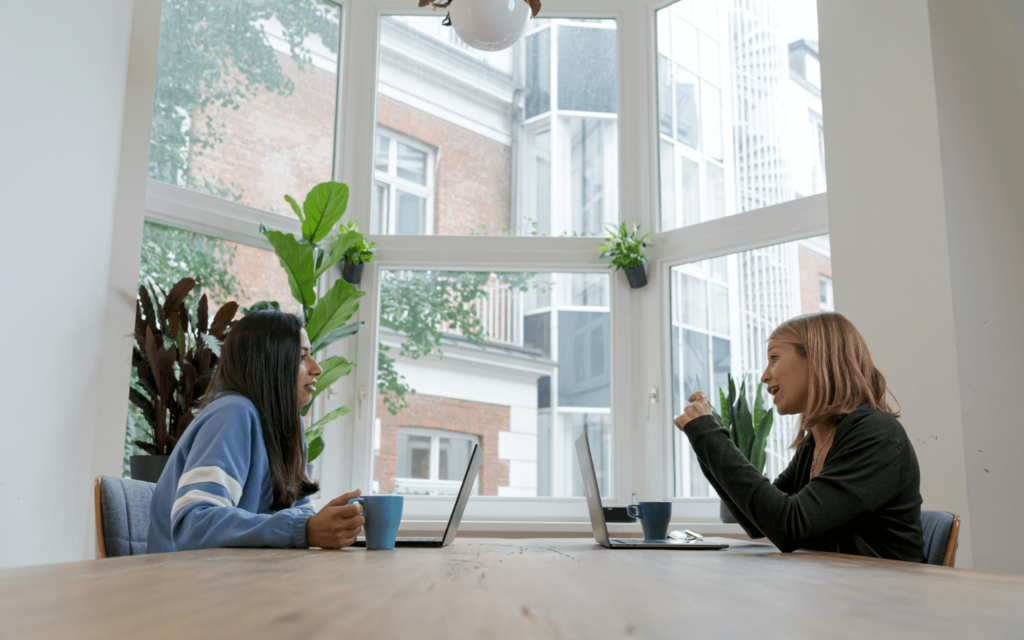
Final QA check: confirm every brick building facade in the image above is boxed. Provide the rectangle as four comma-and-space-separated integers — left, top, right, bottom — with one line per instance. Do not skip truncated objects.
798, 244, 832, 315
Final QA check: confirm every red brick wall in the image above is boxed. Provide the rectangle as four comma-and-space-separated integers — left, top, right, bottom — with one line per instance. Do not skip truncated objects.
799, 245, 832, 314
377, 95, 512, 235
190, 52, 337, 217
224, 241, 303, 316
374, 392, 511, 495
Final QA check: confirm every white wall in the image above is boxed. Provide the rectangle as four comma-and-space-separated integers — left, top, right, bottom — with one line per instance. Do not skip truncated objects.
927, 0, 1024, 575
0, 0, 157, 568
821, 0, 1024, 573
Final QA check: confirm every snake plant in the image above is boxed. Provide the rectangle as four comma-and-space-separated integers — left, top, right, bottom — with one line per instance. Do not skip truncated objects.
714, 374, 775, 474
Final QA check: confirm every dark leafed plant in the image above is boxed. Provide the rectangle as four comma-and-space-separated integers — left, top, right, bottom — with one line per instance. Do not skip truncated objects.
131, 277, 239, 455
715, 374, 775, 474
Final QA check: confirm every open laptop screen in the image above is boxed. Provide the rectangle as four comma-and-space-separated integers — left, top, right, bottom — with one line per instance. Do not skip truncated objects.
440, 443, 483, 546
575, 431, 612, 547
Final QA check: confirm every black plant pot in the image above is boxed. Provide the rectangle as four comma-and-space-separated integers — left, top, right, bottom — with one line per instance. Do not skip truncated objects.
130, 455, 169, 483
340, 261, 365, 285
624, 265, 648, 289
720, 501, 737, 524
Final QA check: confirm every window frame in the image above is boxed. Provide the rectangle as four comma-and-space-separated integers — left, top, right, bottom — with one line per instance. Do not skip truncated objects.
134, 0, 831, 529
394, 426, 480, 494
373, 127, 436, 235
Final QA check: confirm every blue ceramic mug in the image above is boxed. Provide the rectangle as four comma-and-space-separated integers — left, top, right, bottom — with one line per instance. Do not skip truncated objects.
348, 495, 404, 550
626, 501, 672, 541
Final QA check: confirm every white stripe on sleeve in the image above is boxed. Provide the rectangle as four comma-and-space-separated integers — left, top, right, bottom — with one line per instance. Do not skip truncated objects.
171, 490, 233, 520
178, 466, 243, 505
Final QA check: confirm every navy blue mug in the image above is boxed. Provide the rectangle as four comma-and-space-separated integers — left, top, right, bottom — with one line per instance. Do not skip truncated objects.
626, 501, 672, 541
349, 495, 404, 550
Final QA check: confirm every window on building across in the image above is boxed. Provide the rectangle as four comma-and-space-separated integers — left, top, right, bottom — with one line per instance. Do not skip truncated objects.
819, 275, 834, 312
373, 270, 612, 498
375, 16, 619, 237
670, 235, 832, 497
656, 0, 826, 231
393, 428, 480, 496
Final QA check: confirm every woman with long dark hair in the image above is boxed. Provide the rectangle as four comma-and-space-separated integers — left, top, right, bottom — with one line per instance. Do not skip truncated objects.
674, 312, 925, 561
148, 310, 365, 552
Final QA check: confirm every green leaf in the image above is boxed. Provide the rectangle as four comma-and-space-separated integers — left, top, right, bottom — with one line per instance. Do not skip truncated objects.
727, 374, 737, 409
284, 195, 304, 223
754, 382, 766, 428
749, 409, 774, 474
261, 226, 316, 307
314, 228, 361, 279
309, 321, 364, 356
719, 388, 733, 432
302, 181, 350, 243
307, 278, 365, 347
734, 383, 755, 460
300, 356, 357, 417
310, 405, 351, 430
306, 435, 325, 463
241, 300, 281, 315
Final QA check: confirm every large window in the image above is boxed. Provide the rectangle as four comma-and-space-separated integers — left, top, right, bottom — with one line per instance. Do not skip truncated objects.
375, 16, 618, 237
656, 0, 826, 231
130, 0, 832, 522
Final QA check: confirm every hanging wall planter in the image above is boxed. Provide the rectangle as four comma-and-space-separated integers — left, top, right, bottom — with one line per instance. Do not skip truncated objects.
624, 265, 647, 289
341, 260, 365, 285
598, 223, 651, 290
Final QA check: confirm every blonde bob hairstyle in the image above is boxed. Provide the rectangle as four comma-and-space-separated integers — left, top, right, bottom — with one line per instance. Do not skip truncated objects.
770, 312, 900, 449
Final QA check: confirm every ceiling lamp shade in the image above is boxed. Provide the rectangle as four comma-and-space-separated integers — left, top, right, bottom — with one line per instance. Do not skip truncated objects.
419, 0, 541, 52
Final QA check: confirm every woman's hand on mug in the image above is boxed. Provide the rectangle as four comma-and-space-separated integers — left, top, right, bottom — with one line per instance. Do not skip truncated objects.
673, 391, 714, 433
306, 489, 365, 549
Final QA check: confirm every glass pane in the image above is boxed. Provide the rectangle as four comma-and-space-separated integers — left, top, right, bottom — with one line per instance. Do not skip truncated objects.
395, 191, 424, 235
674, 65, 700, 149
525, 28, 551, 119
373, 270, 612, 497
678, 273, 707, 329
148, 0, 341, 217
679, 155, 700, 226
671, 235, 833, 497
656, 0, 828, 232
375, 135, 390, 173
397, 433, 431, 480
660, 139, 676, 230
439, 437, 472, 481
396, 143, 427, 184
376, 16, 618, 237
371, 182, 388, 235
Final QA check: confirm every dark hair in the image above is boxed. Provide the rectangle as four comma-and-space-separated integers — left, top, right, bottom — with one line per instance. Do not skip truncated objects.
202, 310, 318, 510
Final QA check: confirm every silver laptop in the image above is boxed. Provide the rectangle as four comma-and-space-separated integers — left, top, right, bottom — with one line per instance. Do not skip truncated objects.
353, 443, 482, 548
575, 431, 728, 550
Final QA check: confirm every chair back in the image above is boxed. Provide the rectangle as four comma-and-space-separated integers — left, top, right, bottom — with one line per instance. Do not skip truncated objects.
921, 510, 961, 567
94, 476, 156, 558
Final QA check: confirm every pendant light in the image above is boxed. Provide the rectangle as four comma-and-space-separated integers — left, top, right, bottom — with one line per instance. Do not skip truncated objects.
419, 0, 542, 52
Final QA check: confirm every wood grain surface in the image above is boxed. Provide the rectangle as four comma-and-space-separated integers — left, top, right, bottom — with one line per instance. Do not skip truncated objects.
2, 538, 1022, 639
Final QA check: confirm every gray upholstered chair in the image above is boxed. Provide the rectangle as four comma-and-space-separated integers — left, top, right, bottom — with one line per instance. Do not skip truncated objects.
94, 476, 156, 558
921, 510, 961, 567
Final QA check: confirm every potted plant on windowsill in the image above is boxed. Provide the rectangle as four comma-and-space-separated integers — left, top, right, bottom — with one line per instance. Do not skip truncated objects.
337, 221, 377, 285
598, 222, 651, 289
713, 374, 775, 523
129, 277, 239, 482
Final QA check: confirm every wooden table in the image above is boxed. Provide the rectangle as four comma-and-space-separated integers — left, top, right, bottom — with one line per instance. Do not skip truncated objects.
3, 538, 1022, 639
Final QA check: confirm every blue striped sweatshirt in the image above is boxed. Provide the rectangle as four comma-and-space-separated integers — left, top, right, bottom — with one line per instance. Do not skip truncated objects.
147, 394, 315, 553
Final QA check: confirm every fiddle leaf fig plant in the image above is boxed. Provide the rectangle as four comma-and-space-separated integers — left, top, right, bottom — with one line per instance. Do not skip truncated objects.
715, 374, 775, 474
259, 181, 368, 463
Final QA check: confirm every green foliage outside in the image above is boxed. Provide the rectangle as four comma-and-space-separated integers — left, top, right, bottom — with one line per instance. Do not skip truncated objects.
714, 374, 775, 474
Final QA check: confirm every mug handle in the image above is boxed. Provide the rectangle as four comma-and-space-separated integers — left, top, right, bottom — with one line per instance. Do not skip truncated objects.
348, 496, 365, 514
626, 504, 642, 519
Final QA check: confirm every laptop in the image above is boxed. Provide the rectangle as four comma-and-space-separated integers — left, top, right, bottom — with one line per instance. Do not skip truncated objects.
575, 431, 728, 550
353, 442, 483, 548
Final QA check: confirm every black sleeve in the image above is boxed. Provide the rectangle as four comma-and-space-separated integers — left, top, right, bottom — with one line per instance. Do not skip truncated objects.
770, 447, 802, 496
693, 443, 766, 539
684, 414, 903, 553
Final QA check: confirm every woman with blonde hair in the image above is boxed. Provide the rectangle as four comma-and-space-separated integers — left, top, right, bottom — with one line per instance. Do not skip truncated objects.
674, 312, 924, 561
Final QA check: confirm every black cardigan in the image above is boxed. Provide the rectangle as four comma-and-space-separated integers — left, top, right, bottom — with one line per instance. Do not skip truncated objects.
684, 405, 924, 561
